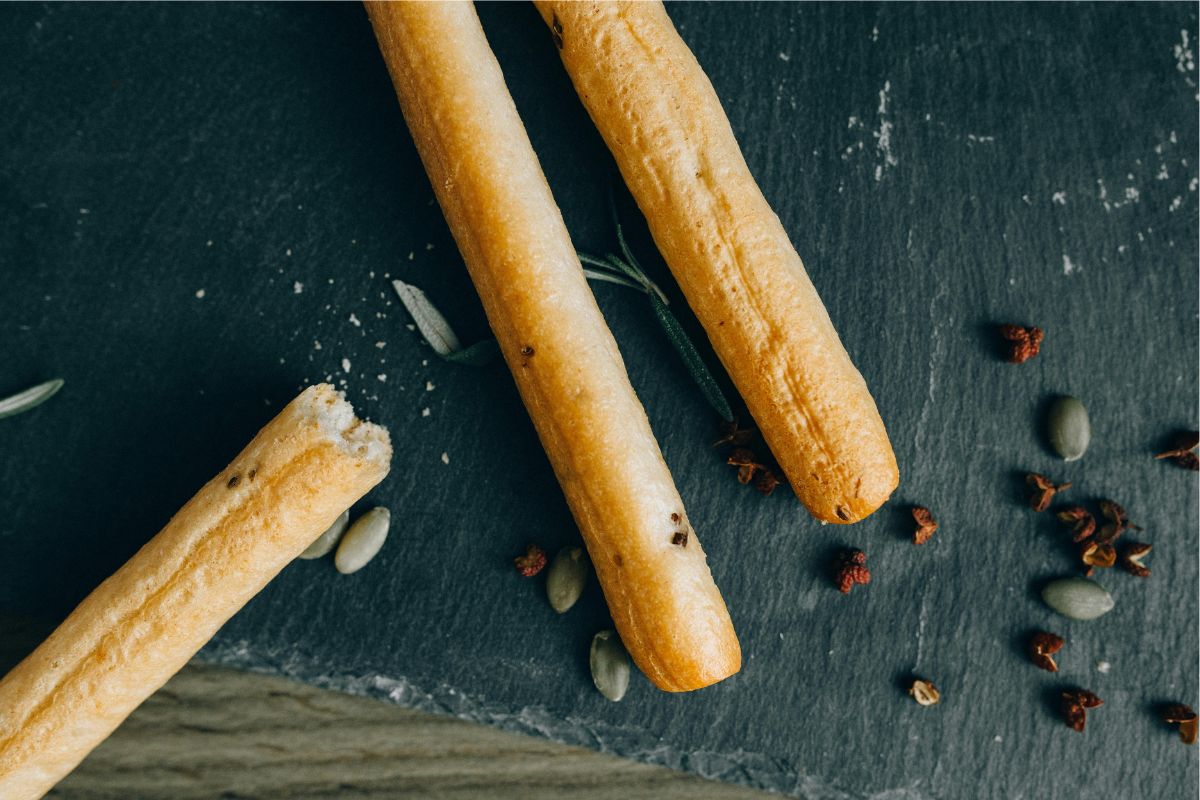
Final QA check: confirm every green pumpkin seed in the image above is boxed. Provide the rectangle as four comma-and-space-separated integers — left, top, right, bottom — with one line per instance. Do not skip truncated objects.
299, 509, 350, 560
1042, 577, 1114, 620
545, 547, 589, 613
589, 630, 631, 702
1047, 396, 1090, 461
334, 507, 390, 574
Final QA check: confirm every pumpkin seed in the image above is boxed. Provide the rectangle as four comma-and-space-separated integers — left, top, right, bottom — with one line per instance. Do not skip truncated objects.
0, 379, 64, 420
1041, 577, 1114, 620
1047, 396, 1090, 461
545, 547, 589, 613
299, 509, 350, 560
589, 630, 630, 702
334, 507, 390, 574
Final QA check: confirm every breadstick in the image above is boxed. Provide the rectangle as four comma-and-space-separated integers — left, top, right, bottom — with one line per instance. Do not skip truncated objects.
0, 385, 391, 800
535, 1, 899, 524
365, 1, 739, 691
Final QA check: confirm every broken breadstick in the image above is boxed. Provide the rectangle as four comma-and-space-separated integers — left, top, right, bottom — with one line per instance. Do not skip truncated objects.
536, 0, 899, 523
365, 0, 740, 691
0, 385, 391, 800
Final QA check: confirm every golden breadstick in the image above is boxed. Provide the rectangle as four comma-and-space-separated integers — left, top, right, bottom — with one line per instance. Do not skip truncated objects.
0, 385, 391, 800
535, 1, 899, 524
365, 1, 739, 691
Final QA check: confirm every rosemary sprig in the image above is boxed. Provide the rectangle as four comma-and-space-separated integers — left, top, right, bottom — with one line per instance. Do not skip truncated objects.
579, 193, 734, 422
0, 379, 64, 420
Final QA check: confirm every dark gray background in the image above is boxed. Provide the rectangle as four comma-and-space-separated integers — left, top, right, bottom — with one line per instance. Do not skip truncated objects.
1, 3, 1197, 798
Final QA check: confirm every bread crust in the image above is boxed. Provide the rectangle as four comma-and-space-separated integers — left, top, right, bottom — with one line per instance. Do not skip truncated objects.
535, 1, 899, 523
365, 0, 739, 692
0, 385, 391, 800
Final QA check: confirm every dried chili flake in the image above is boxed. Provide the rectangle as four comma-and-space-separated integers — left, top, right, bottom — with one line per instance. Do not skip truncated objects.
1163, 704, 1198, 745
514, 544, 547, 577
998, 324, 1044, 364
1026, 473, 1071, 512
1155, 431, 1199, 470
712, 420, 755, 448
1079, 540, 1116, 570
835, 549, 871, 594
911, 506, 938, 545
1119, 542, 1152, 577
1061, 689, 1102, 732
1029, 631, 1065, 673
1056, 506, 1096, 542
1096, 500, 1139, 544
753, 467, 782, 496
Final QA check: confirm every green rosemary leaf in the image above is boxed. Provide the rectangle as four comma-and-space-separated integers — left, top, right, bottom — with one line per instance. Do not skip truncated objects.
648, 293, 734, 422
441, 339, 501, 366
0, 379, 65, 420
582, 268, 645, 292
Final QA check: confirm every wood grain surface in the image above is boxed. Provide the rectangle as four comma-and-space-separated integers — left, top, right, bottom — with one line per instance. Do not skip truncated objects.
0, 618, 765, 800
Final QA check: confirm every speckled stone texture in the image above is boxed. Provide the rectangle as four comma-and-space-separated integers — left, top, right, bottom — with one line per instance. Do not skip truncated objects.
0, 3, 1196, 798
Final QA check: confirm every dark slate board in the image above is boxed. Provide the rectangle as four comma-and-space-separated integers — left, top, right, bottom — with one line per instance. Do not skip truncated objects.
2, 3, 1197, 797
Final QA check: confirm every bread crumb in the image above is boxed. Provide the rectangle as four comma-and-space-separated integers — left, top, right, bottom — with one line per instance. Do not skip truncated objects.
375, 341, 386, 349
421, 407, 431, 417
349, 313, 362, 327
440, 452, 449, 464
377, 374, 387, 382
341, 358, 351, 373
426, 381, 435, 392
1096, 660, 1111, 674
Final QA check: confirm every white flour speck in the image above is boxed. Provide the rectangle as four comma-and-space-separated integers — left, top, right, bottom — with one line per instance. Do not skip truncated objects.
341, 358, 351, 373
425, 381, 435, 392
1052, 191, 1067, 205
195, 288, 206, 299
286, 248, 292, 257
407, 251, 414, 260
1118, 244, 1128, 254
778, 51, 790, 61
349, 313, 362, 327
871, 24, 879, 42
421, 407, 431, 417
377, 374, 387, 382
1157, 164, 1170, 180
1124, 186, 1140, 202
375, 341, 386, 349
425, 243, 434, 251
1062, 254, 1080, 275
1174, 29, 1196, 87
206, 240, 213, 247
1096, 660, 1111, 674
440, 452, 449, 465
293, 281, 303, 294
1169, 196, 1184, 212
313, 340, 322, 350
872, 80, 898, 181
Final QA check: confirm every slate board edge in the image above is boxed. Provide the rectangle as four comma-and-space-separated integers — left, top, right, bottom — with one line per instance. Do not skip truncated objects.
198, 641, 827, 799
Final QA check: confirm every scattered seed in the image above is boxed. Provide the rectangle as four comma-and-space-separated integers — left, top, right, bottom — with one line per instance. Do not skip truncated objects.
0, 379, 65, 420
1026, 473, 1071, 512
909, 679, 941, 706
1046, 396, 1090, 461
911, 506, 937, 544
334, 507, 390, 574
545, 547, 589, 612
590, 630, 631, 702
1041, 577, 1114, 620
299, 509, 351, 560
